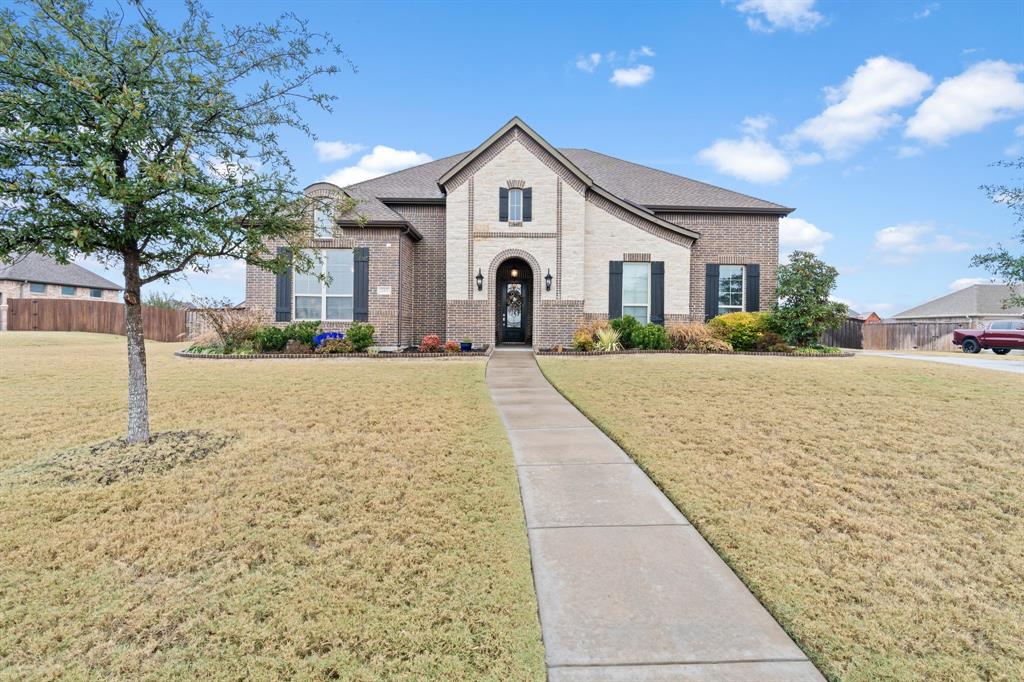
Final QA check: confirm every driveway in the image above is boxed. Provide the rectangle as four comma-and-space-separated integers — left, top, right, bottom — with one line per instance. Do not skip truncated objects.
860, 351, 1024, 375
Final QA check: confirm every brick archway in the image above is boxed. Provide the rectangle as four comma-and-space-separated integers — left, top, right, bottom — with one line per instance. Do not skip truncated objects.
488, 249, 543, 347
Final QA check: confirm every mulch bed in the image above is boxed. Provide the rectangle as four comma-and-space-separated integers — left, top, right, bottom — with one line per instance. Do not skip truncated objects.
176, 347, 491, 360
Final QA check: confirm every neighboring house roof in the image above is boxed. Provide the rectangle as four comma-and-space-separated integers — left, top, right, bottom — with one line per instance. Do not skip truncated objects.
317, 117, 793, 237
848, 309, 866, 319
0, 253, 122, 291
890, 284, 1024, 319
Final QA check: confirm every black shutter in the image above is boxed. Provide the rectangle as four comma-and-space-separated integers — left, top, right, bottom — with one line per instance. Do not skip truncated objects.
650, 261, 665, 326
354, 247, 369, 322
704, 264, 720, 321
523, 187, 532, 222
608, 261, 623, 319
499, 187, 508, 222
745, 264, 760, 312
275, 246, 292, 322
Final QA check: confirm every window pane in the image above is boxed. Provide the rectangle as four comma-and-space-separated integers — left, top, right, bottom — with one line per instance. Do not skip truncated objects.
314, 204, 334, 238
90, 288, 102, 298
325, 249, 354, 295
623, 305, 648, 325
622, 262, 650, 306
509, 189, 523, 222
294, 296, 321, 320
326, 296, 353, 321
295, 249, 322, 295
718, 265, 744, 310
61, 286, 76, 296
29, 282, 46, 293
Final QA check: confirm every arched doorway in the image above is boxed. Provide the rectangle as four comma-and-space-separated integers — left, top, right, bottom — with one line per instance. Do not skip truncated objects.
495, 257, 533, 345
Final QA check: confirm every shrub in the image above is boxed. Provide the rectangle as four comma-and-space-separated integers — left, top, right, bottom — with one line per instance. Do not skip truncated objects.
633, 323, 670, 350
768, 342, 793, 353
313, 331, 345, 347
283, 321, 321, 348
595, 327, 622, 352
316, 338, 353, 354
686, 337, 733, 353
284, 339, 313, 354
610, 315, 643, 349
572, 329, 595, 352
754, 330, 788, 352
444, 340, 460, 353
346, 322, 375, 352
793, 344, 842, 355
419, 334, 441, 353
192, 303, 265, 353
253, 326, 287, 352
707, 311, 769, 351
772, 250, 848, 347
667, 322, 714, 351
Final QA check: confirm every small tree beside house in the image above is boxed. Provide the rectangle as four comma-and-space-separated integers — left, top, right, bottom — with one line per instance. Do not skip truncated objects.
771, 250, 848, 347
0, 0, 349, 442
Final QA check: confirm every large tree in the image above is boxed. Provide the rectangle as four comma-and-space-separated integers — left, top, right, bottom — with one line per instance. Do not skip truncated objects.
971, 155, 1024, 308
0, 0, 346, 441
771, 250, 848, 347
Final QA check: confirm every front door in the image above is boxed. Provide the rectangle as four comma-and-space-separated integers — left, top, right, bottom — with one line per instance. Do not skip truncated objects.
501, 282, 527, 343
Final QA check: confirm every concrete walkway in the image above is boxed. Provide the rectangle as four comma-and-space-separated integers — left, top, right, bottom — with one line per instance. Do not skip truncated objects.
860, 350, 1024, 375
486, 348, 823, 682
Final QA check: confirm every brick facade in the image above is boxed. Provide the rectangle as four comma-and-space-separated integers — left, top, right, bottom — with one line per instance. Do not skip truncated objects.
391, 204, 446, 341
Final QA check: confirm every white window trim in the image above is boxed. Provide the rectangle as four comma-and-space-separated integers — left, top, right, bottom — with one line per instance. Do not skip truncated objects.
718, 265, 746, 314
508, 188, 523, 223
293, 249, 354, 322
622, 262, 651, 325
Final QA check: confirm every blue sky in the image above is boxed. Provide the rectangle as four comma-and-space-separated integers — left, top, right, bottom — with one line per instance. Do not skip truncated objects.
95, 0, 1023, 316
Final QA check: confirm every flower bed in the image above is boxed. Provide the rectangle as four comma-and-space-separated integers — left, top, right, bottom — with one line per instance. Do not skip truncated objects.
176, 346, 491, 360
536, 348, 853, 357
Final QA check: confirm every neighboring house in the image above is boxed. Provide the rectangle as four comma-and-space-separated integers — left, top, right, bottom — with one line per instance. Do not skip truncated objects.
848, 309, 882, 324
246, 117, 793, 348
0, 253, 121, 305
889, 283, 1024, 326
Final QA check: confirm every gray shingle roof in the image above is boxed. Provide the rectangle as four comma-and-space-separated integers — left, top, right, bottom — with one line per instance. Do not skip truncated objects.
0, 253, 122, 290
891, 284, 1024, 319
324, 137, 791, 223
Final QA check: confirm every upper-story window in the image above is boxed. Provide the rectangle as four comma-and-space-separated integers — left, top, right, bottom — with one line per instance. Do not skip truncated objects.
718, 265, 745, 314
90, 288, 103, 298
61, 285, 76, 296
313, 203, 334, 239
508, 188, 523, 222
29, 282, 46, 294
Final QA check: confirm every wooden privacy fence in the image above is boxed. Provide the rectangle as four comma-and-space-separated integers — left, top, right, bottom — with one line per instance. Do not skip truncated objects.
862, 321, 961, 352
7, 298, 187, 342
821, 318, 864, 349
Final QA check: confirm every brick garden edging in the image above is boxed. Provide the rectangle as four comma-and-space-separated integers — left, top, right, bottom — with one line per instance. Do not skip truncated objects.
535, 348, 854, 358
175, 346, 492, 361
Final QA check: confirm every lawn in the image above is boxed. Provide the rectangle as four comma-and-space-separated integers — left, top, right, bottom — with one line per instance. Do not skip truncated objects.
0, 332, 544, 681
539, 354, 1024, 682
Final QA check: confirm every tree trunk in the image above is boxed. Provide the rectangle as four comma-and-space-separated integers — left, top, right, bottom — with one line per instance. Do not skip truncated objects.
123, 254, 151, 443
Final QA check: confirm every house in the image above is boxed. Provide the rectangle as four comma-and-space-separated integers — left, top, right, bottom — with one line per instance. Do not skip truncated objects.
246, 117, 793, 348
848, 309, 882, 324
889, 283, 1024, 326
0, 253, 121, 305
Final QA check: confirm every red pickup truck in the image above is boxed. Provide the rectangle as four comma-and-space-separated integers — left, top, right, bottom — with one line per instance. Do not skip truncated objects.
952, 320, 1024, 354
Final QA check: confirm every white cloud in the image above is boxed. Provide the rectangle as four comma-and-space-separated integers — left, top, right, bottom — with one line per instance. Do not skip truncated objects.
629, 46, 656, 60
697, 137, 791, 183
789, 56, 933, 157
740, 114, 774, 135
1015, 124, 1024, 136
610, 64, 654, 87
576, 52, 602, 73
780, 217, 834, 255
314, 141, 365, 162
323, 145, 432, 187
873, 222, 971, 263
906, 60, 1024, 144
949, 277, 995, 290
897, 145, 923, 158
734, 0, 824, 33
913, 3, 938, 19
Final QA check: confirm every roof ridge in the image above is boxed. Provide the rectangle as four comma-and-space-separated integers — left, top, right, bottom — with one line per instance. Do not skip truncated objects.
560, 147, 789, 210
335, 151, 468, 192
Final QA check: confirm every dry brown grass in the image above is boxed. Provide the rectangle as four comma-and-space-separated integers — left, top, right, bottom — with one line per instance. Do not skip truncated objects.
539, 354, 1024, 682
0, 332, 544, 681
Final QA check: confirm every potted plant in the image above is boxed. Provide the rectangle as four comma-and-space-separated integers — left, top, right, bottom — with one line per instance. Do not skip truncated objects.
460, 338, 473, 352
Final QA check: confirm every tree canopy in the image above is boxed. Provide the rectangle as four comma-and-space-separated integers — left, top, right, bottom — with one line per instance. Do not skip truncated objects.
771, 251, 848, 347
971, 155, 1024, 308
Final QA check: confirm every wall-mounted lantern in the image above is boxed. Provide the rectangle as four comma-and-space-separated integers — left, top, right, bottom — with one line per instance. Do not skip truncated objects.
545, 269, 553, 291
476, 269, 484, 291
510, 268, 519, 279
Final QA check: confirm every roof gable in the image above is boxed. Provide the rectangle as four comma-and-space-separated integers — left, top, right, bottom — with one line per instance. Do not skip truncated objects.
892, 284, 1024, 318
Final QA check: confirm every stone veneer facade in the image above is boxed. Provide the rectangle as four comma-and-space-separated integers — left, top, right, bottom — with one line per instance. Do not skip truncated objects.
246, 124, 782, 349
0, 280, 120, 304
